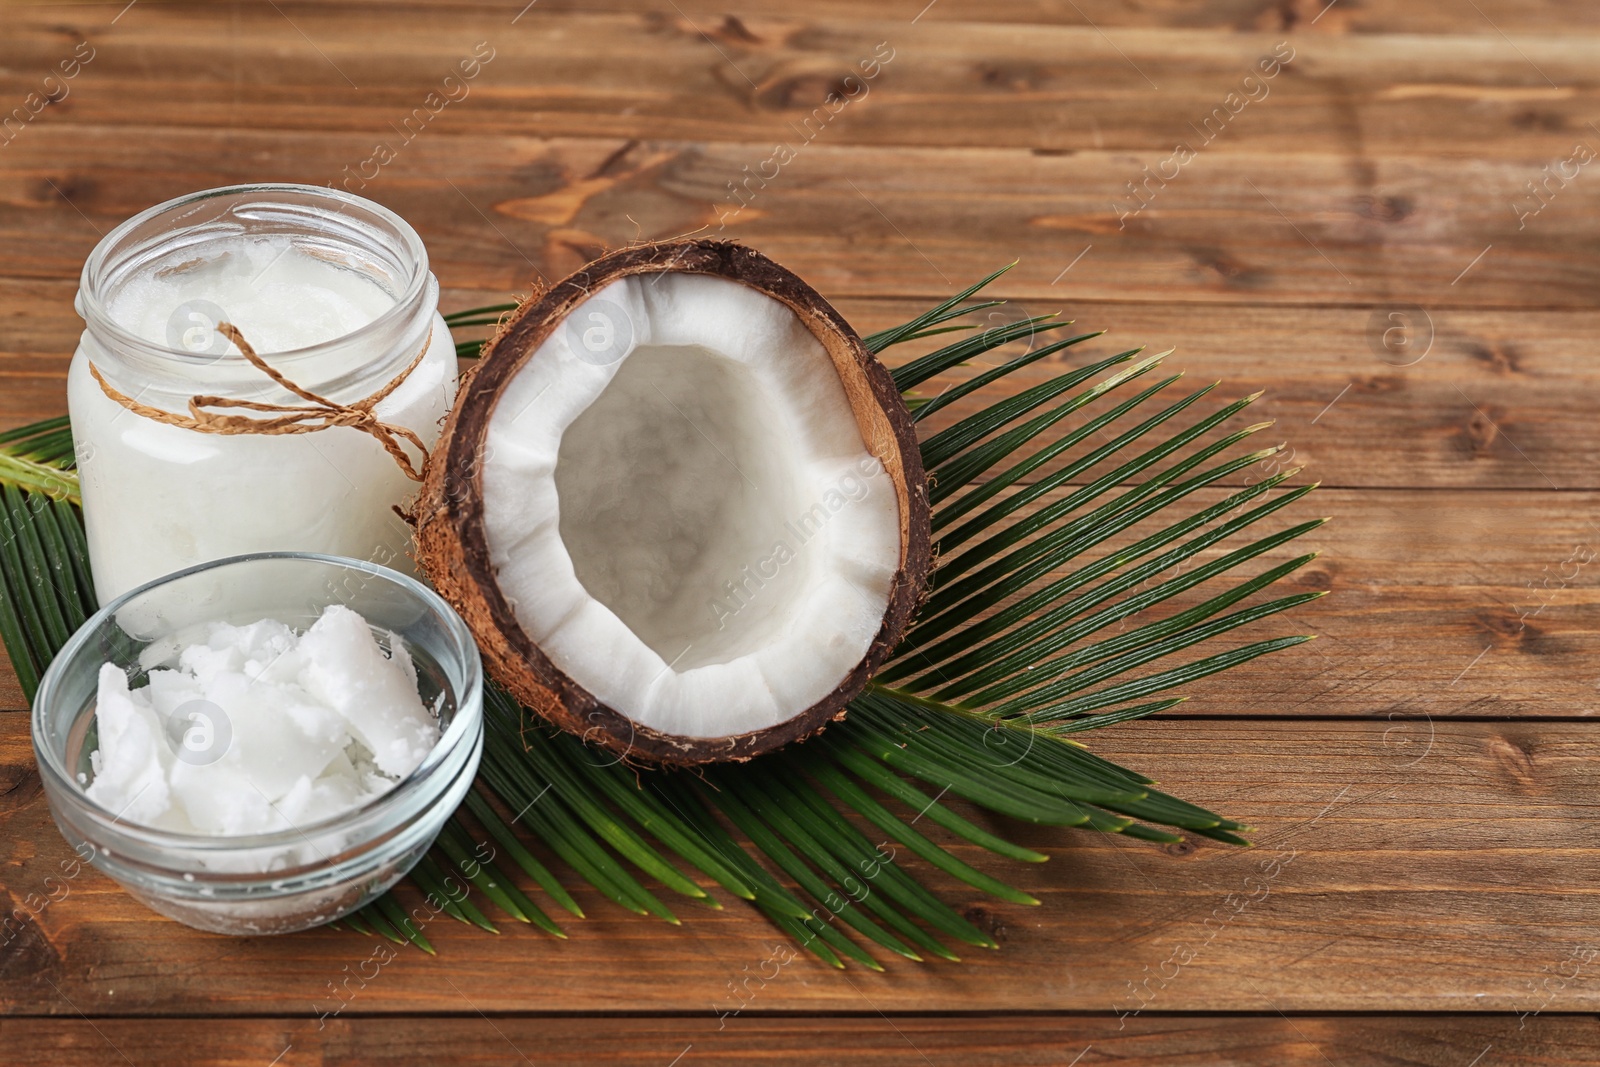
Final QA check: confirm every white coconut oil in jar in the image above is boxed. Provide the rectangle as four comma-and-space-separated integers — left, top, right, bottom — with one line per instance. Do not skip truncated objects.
68, 185, 458, 603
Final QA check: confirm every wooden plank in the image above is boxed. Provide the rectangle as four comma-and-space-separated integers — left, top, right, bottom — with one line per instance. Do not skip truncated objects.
879, 302, 1600, 494
2, 1014, 1595, 1066
5, 486, 1597, 719
0, 668, 19, 717
1, 128, 1591, 307
6, 713, 1600, 1015
888, 485, 1600, 723
9, 282, 1600, 490
15, 0, 1593, 35
292, 0, 1600, 36
5, 5, 1598, 159
0, 279, 74, 434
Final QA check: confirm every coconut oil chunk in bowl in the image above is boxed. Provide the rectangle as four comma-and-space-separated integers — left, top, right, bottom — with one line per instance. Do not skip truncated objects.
31, 552, 484, 935
86, 605, 441, 836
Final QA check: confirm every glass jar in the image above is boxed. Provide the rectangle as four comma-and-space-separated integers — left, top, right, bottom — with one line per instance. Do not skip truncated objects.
69, 184, 458, 605
30, 552, 484, 936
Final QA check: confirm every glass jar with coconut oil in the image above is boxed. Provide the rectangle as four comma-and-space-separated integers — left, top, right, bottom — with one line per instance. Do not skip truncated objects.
69, 184, 458, 603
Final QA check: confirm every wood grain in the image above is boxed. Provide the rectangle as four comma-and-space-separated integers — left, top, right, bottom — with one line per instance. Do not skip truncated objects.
2, 128, 1596, 307
2, 482, 1594, 721
0, 0, 1593, 1049
8, 286, 1599, 490
4, 1015, 1596, 1067
5, 5, 1598, 160
6, 713, 1600, 1015
0, 674, 17, 716
277, 0, 1600, 35
902, 486, 1600, 722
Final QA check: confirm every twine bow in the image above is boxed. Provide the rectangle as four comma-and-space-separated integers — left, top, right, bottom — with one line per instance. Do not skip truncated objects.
90, 322, 433, 482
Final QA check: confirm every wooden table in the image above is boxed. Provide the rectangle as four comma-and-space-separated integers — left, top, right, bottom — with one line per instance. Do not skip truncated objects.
5, 2, 1600, 1063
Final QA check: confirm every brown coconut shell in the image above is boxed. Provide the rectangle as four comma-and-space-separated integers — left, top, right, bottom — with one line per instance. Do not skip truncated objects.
415, 239, 930, 765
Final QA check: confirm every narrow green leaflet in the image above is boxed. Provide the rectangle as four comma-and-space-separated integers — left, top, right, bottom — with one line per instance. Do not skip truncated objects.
0, 271, 1319, 967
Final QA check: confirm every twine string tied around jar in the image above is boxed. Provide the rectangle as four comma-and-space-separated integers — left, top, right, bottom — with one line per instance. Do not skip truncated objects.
88, 322, 432, 482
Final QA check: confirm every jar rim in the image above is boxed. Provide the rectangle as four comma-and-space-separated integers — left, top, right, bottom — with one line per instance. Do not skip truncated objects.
30, 550, 484, 855
76, 183, 432, 365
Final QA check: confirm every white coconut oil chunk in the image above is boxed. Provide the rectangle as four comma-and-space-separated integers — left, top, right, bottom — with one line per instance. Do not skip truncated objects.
104, 234, 394, 353
84, 605, 441, 838
481, 273, 901, 740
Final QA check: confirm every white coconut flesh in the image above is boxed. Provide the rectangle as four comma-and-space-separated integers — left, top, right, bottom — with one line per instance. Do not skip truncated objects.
480, 273, 903, 740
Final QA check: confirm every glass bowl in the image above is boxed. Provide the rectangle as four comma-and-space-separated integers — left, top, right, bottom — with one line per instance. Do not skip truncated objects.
30, 552, 483, 935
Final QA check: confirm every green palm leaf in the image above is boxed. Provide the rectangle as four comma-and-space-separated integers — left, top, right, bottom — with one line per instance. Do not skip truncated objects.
0, 417, 79, 504
0, 273, 1319, 967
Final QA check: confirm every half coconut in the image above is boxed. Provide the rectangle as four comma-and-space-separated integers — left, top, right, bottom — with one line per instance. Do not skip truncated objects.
416, 240, 929, 764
